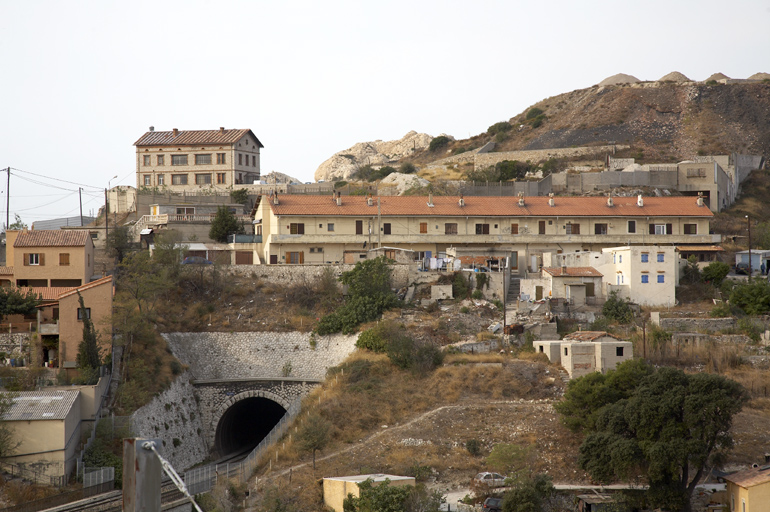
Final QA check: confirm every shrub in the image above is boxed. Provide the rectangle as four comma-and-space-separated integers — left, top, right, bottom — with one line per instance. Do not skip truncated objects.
466, 438, 482, 456
525, 107, 544, 120
452, 273, 470, 299
472, 290, 483, 300
702, 261, 730, 285
356, 321, 404, 353
602, 291, 634, 323
487, 122, 512, 136
399, 162, 417, 174
229, 188, 248, 204
170, 360, 183, 375
429, 136, 451, 152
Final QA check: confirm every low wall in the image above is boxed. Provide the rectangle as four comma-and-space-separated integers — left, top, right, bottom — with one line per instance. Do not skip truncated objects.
227, 263, 413, 290
656, 317, 737, 332
551, 169, 678, 193
474, 145, 627, 170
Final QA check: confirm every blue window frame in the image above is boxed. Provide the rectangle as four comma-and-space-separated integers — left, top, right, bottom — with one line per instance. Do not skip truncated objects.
657, 253, 665, 262
641, 254, 649, 263
642, 275, 649, 283
657, 274, 665, 283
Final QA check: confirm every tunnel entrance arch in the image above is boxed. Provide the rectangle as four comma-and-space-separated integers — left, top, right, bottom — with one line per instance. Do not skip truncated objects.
210, 390, 291, 456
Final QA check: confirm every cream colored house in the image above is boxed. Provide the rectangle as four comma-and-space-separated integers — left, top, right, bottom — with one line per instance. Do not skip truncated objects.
725, 465, 770, 512
534, 331, 632, 379
252, 193, 718, 270
134, 127, 263, 191
5, 230, 95, 288
3, 390, 81, 481
549, 246, 679, 307
323, 474, 415, 512
519, 266, 603, 304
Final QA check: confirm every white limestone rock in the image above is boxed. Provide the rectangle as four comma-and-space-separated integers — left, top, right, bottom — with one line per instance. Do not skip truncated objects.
380, 172, 430, 195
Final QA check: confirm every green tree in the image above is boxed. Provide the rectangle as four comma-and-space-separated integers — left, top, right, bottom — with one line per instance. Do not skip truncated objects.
602, 290, 634, 323
428, 136, 451, 152
151, 230, 188, 280
230, 188, 249, 204
106, 225, 133, 263
575, 367, 748, 512
702, 261, 730, 286
75, 292, 102, 384
6, 214, 26, 231
297, 414, 331, 469
729, 280, 770, 315
0, 392, 20, 459
399, 163, 417, 174
0, 286, 40, 322
208, 206, 244, 243
680, 255, 702, 285
343, 479, 442, 512
501, 473, 556, 512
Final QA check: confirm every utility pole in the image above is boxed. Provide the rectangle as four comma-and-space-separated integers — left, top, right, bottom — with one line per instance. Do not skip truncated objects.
79, 188, 83, 227
104, 188, 109, 241
377, 197, 381, 249
5, 167, 9, 230
746, 215, 752, 282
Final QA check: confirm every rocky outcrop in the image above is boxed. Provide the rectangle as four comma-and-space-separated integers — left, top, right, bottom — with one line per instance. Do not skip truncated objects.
598, 73, 640, 86
658, 71, 691, 82
314, 131, 435, 181
261, 171, 302, 184
380, 172, 430, 195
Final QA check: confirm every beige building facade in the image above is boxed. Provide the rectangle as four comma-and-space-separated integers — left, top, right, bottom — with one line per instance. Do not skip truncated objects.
252, 194, 717, 269
5, 230, 95, 287
725, 465, 770, 512
323, 474, 415, 512
134, 128, 263, 192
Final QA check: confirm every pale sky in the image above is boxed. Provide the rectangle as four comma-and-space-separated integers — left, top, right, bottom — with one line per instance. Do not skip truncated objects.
1, 0, 768, 224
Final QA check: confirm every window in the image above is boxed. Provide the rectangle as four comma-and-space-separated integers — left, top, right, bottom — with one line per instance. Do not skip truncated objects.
289, 223, 305, 235
650, 224, 672, 235
157, 155, 164, 166
327, 223, 334, 232
171, 154, 188, 166
238, 154, 243, 165
195, 174, 212, 185
172, 174, 188, 185
59, 253, 70, 266
594, 223, 608, 235
657, 274, 665, 283
420, 222, 427, 234
641, 274, 649, 283
28, 253, 40, 266
657, 253, 665, 262
252, 155, 256, 167
564, 347, 568, 356
511, 223, 519, 234
143, 155, 150, 166
90, 232, 98, 240
217, 153, 226, 164
475, 224, 489, 235
684, 223, 697, 234
539, 221, 546, 234
217, 173, 226, 184
195, 154, 211, 165
445, 223, 458, 235
618, 255, 622, 263
356, 220, 363, 235
687, 167, 706, 177
566, 223, 580, 234
287, 251, 304, 264
176, 207, 194, 215
641, 253, 649, 263
157, 174, 165, 185
143, 175, 151, 186
628, 220, 636, 233
383, 223, 391, 235
511, 252, 518, 270
77, 308, 91, 320
616, 347, 624, 357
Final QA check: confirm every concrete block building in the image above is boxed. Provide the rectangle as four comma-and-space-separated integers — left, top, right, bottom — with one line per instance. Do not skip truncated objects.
534, 331, 632, 379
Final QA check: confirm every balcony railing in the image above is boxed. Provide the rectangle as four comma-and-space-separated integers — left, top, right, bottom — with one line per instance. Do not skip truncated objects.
140, 214, 253, 225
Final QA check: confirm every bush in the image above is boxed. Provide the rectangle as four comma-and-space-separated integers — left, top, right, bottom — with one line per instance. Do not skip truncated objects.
356, 321, 404, 353
453, 273, 470, 299
466, 439, 482, 456
702, 261, 730, 285
525, 107, 544, 120
429, 136, 451, 152
487, 122, 512, 136
229, 188, 248, 204
602, 291, 634, 323
730, 280, 770, 315
387, 334, 444, 375
399, 162, 417, 174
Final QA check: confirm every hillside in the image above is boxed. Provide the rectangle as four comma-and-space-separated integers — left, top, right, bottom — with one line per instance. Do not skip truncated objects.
402, 79, 770, 169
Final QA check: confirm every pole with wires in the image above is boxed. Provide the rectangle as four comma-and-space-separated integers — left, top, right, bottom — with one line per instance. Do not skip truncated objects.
5, 167, 9, 230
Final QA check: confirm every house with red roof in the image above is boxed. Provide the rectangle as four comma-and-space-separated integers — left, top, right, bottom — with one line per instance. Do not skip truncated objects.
251, 192, 719, 269
134, 127, 263, 191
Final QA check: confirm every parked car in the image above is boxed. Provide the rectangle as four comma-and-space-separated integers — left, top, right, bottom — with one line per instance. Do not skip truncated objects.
482, 497, 503, 512
474, 472, 506, 488
735, 262, 750, 275
182, 256, 213, 265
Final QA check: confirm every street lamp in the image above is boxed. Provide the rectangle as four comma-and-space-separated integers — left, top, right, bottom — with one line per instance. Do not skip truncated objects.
746, 215, 752, 282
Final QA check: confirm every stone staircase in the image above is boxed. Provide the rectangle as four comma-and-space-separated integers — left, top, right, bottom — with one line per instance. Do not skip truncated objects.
507, 277, 520, 303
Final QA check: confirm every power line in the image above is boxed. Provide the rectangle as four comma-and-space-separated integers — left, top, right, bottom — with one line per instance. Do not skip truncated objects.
10, 167, 107, 191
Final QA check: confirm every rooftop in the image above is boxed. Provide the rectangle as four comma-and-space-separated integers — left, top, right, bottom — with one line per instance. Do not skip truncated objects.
3, 390, 79, 421
564, 331, 619, 342
265, 195, 714, 218
543, 267, 602, 277
324, 474, 414, 483
13, 230, 90, 248
724, 465, 770, 488
134, 128, 263, 148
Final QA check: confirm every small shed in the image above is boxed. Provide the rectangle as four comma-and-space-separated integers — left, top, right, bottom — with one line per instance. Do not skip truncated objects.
323, 474, 415, 512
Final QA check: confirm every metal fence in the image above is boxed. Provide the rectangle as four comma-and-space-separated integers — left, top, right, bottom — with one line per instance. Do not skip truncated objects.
83, 467, 114, 489
0, 461, 65, 487
184, 399, 302, 495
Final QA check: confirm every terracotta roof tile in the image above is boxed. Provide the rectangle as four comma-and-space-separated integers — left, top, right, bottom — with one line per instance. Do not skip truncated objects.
725, 465, 770, 488
14, 230, 90, 248
23, 287, 77, 301
543, 267, 603, 277
134, 129, 263, 148
266, 195, 714, 218
57, 276, 113, 300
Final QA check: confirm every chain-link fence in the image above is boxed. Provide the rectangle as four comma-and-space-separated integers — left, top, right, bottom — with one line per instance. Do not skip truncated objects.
83, 466, 115, 489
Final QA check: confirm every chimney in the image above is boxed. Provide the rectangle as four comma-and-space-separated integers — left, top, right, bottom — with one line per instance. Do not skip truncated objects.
367, 194, 373, 206
459, 193, 465, 207
518, 192, 525, 207
548, 193, 555, 207
607, 194, 614, 207
273, 191, 279, 205
220, 127, 225, 133
149, 126, 154, 132
427, 193, 434, 207
172, 128, 179, 137
697, 192, 704, 207
637, 194, 644, 207
336, 191, 342, 206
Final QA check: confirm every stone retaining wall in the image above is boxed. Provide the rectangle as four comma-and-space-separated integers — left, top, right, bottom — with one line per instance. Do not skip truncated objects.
0, 334, 31, 364
227, 263, 412, 290
474, 145, 627, 170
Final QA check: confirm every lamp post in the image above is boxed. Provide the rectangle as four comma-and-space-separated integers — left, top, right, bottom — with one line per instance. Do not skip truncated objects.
746, 215, 752, 282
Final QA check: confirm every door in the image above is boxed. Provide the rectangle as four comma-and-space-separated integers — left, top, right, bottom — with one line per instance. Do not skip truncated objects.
535, 286, 543, 301
383, 223, 391, 235
269, 255, 278, 264
356, 220, 363, 235
585, 283, 595, 297
539, 221, 546, 234
235, 251, 253, 265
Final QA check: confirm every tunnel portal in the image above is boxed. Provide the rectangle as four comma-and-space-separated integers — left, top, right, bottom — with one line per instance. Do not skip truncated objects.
214, 397, 286, 456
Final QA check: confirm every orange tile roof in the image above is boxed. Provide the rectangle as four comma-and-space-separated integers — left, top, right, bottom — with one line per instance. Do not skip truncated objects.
23, 287, 76, 301
543, 267, 603, 277
57, 275, 113, 300
14, 230, 90, 248
725, 465, 770, 488
266, 195, 714, 218
564, 331, 619, 342
134, 128, 263, 148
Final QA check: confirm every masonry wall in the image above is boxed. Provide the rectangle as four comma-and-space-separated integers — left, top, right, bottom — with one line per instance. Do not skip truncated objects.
227, 263, 413, 291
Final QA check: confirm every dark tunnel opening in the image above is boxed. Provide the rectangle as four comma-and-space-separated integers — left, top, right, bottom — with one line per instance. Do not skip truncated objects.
214, 397, 286, 456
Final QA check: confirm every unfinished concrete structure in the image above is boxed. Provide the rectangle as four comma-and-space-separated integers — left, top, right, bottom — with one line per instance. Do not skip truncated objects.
534, 331, 632, 379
